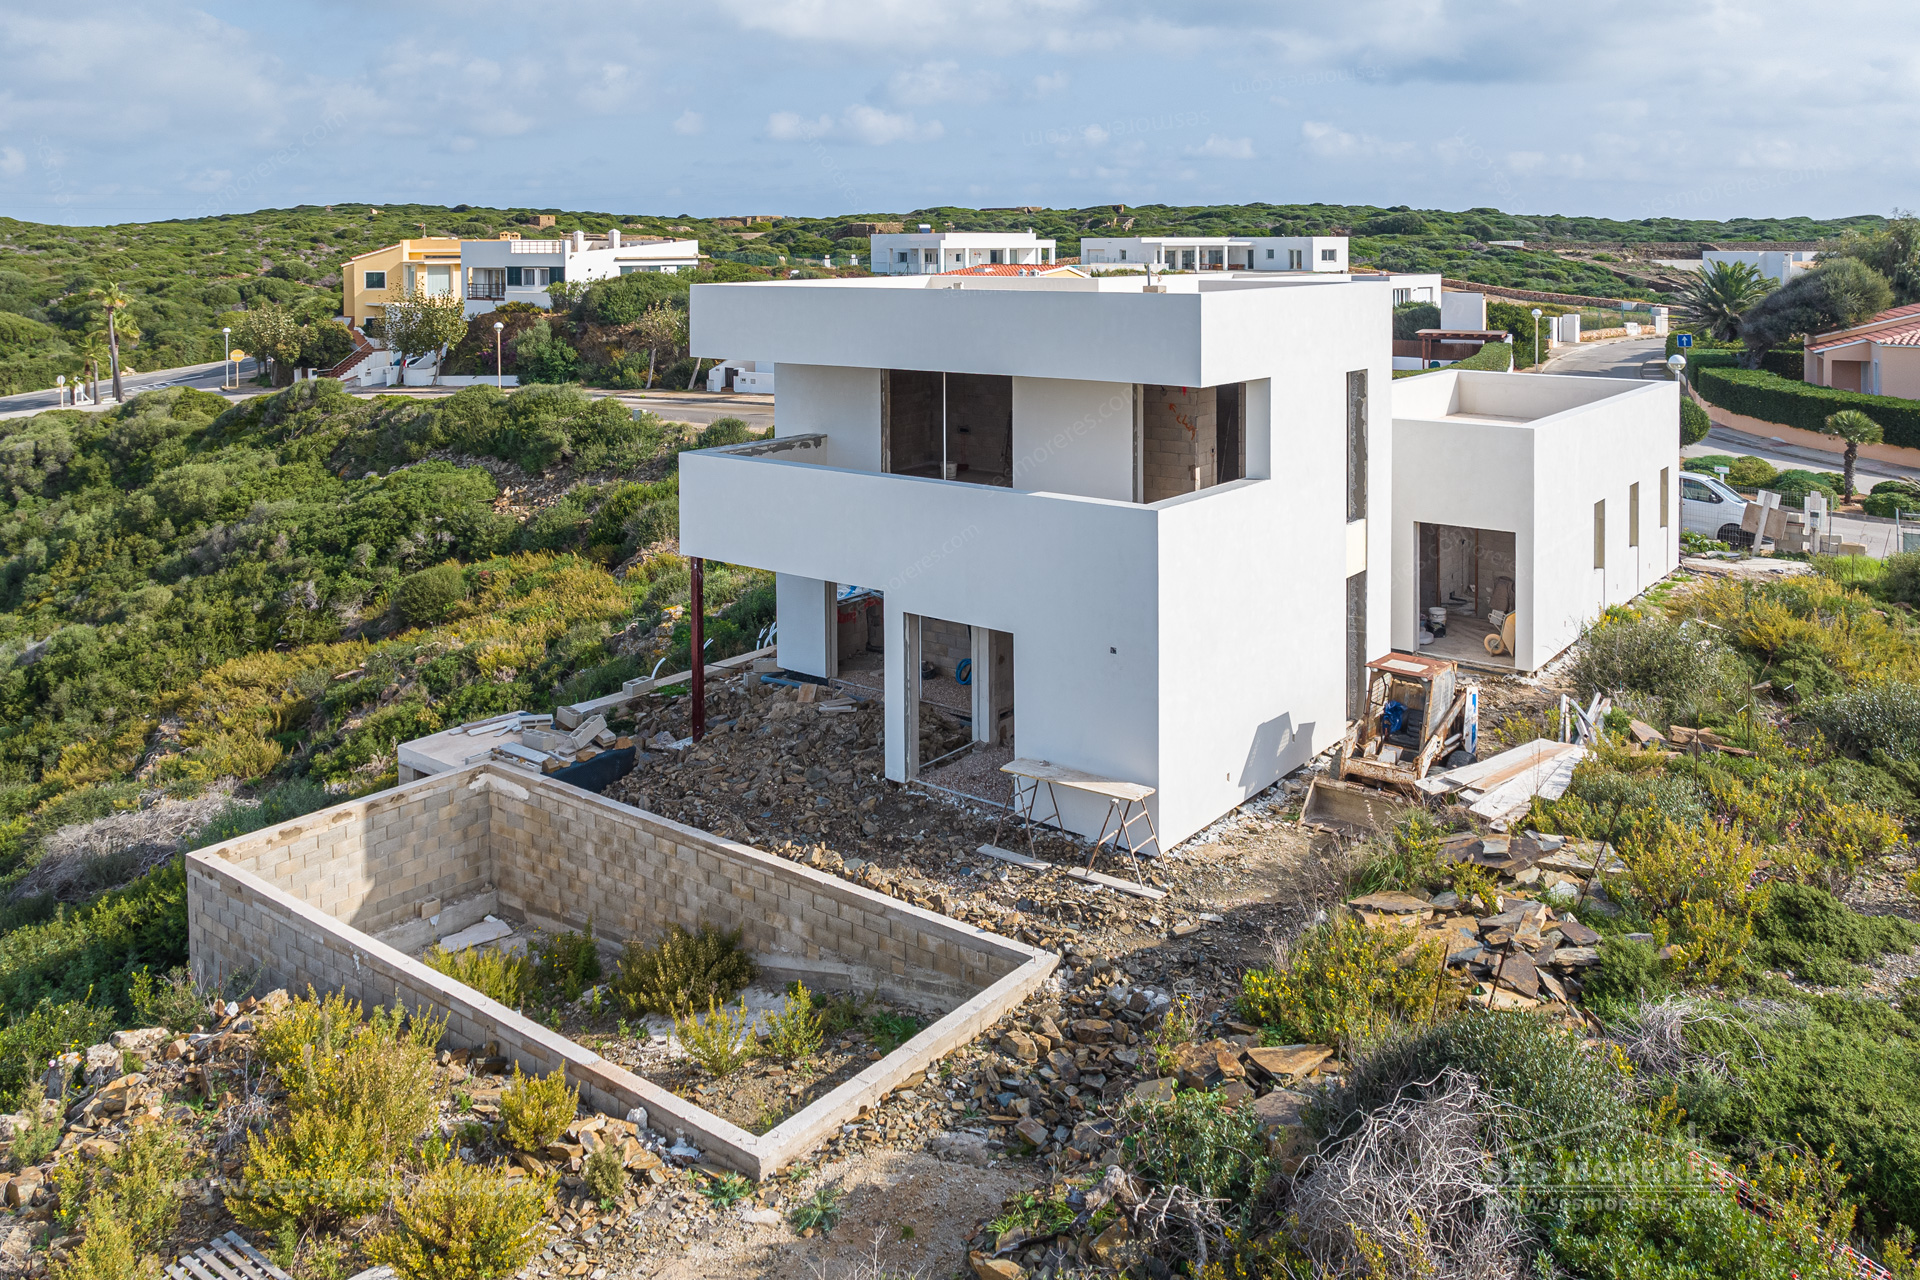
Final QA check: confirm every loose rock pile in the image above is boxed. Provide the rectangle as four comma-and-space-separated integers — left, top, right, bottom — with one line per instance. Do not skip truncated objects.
1347, 830, 1621, 1011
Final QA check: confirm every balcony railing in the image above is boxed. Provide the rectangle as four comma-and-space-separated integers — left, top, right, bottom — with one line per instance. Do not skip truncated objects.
467, 287, 506, 301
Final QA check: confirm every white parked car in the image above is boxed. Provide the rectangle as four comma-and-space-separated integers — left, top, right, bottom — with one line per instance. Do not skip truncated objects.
1679, 472, 1750, 546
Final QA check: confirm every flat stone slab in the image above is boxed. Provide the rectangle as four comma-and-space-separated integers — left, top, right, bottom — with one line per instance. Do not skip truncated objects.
1243, 1044, 1332, 1079
439, 915, 513, 952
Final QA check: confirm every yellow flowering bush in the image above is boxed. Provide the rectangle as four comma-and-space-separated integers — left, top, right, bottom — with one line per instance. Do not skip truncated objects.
1238, 915, 1460, 1054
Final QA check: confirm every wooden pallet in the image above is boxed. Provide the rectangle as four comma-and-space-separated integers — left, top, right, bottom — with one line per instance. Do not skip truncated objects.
165, 1233, 294, 1280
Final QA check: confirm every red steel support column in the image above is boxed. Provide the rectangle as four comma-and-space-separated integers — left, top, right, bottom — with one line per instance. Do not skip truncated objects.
689, 557, 705, 741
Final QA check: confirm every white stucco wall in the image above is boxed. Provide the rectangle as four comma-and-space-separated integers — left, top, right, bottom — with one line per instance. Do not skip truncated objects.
1391, 370, 1679, 672
771, 364, 883, 471
1011, 377, 1137, 501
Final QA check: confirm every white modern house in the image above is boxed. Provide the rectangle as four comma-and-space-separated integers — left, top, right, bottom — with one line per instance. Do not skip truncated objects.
459, 232, 700, 317
676, 273, 1678, 848
1392, 370, 1679, 672
869, 227, 1057, 276
1079, 235, 1348, 273
1702, 249, 1815, 286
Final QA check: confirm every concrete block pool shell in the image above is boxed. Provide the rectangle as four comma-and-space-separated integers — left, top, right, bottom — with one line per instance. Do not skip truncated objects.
186, 764, 1056, 1178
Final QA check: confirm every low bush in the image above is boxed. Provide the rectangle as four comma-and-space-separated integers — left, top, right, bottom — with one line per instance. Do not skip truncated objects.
365, 1158, 555, 1280
1238, 915, 1460, 1054
1888, 552, 1920, 607
423, 946, 532, 1007
51, 1200, 163, 1280
10, 1077, 62, 1165
1748, 883, 1920, 986
1693, 365, 1920, 451
1727, 454, 1778, 487
674, 997, 759, 1077
761, 982, 823, 1063
229, 1108, 389, 1232
787, 1185, 844, 1236
1677, 998, 1920, 1235
611, 923, 754, 1017
583, 1141, 626, 1208
1807, 682, 1920, 761
532, 925, 601, 1002
394, 563, 468, 627
1321, 1011, 1636, 1152
1579, 937, 1673, 1012
272, 1001, 445, 1156
499, 1066, 576, 1152
1567, 615, 1747, 720
128, 966, 208, 1032
53, 1119, 191, 1253
1540, 1139, 1863, 1279
1123, 1090, 1279, 1239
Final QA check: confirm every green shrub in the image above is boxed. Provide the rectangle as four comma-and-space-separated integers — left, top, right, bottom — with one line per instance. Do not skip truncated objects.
52, 1119, 191, 1253
1726, 454, 1779, 487
1885, 552, 1920, 607
762, 983, 823, 1063
611, 923, 755, 1016
673, 997, 759, 1077
787, 1185, 844, 1236
1867, 491, 1920, 517
1678, 998, 1920, 1235
583, 1141, 626, 1207
1391, 301, 1441, 340
11, 1077, 61, 1165
50, 1199, 163, 1280
1693, 365, 1920, 451
230, 1107, 390, 1232
261, 990, 444, 1156
1320, 1012, 1636, 1151
1771, 468, 1842, 505
1579, 936, 1673, 1013
499, 1066, 576, 1151
1804, 682, 1920, 761
423, 946, 532, 1007
127, 966, 207, 1032
532, 925, 601, 1002
1540, 1139, 1863, 1279
1566, 614, 1746, 715
192, 779, 332, 848
1681, 397, 1711, 445
394, 563, 468, 626
1238, 915, 1459, 1054
365, 1158, 555, 1280
1748, 882, 1920, 986
694, 417, 759, 449
1123, 1089, 1278, 1234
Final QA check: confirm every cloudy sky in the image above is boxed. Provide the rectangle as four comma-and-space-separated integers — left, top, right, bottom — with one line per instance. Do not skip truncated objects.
0, 0, 1913, 225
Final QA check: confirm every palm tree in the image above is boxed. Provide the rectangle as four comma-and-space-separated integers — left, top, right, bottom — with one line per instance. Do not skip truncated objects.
1679, 260, 1770, 341
89, 282, 132, 402
74, 330, 106, 405
1822, 410, 1883, 500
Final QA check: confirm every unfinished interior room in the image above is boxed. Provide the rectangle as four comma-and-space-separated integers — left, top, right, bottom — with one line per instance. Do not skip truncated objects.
186, 764, 1053, 1179
1391, 368, 1680, 673
680, 271, 1394, 847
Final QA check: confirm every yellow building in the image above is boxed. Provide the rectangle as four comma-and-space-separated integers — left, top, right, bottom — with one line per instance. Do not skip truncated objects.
340, 238, 464, 332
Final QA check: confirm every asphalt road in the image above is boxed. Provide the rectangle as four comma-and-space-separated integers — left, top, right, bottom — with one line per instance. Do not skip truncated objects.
1540, 333, 1671, 379
0, 358, 259, 419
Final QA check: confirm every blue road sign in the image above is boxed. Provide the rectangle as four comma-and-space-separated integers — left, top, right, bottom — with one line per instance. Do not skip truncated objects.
1676, 334, 1694, 348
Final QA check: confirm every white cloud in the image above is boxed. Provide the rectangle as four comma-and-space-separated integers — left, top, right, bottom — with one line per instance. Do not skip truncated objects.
769, 105, 942, 144
889, 61, 998, 105
674, 109, 706, 136
1300, 119, 1408, 159
1083, 124, 1110, 146
1189, 134, 1254, 160
0, 148, 22, 177
768, 111, 835, 140
1030, 70, 1069, 98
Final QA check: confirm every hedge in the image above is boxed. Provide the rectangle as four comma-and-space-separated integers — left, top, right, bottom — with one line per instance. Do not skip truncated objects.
1394, 339, 1514, 378
1692, 365, 1920, 451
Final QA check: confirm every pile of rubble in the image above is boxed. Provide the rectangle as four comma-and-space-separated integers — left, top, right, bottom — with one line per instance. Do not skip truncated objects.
1347, 830, 1621, 1010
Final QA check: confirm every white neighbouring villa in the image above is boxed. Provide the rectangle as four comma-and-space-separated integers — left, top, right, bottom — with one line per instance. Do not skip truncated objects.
460, 231, 701, 318
869, 227, 1057, 275
1079, 235, 1349, 273
677, 273, 1678, 848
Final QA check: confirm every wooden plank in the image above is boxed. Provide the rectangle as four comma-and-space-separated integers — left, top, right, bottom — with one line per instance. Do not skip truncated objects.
1065, 866, 1167, 900
194, 1248, 247, 1280
174, 1254, 225, 1280
999, 758, 1154, 802
1442, 739, 1578, 794
220, 1233, 295, 1280
977, 843, 1048, 871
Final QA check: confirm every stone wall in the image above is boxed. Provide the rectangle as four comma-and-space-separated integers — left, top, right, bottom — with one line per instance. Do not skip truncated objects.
1143, 384, 1215, 501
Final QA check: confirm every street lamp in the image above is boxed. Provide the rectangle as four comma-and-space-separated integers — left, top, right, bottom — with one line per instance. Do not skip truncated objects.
55, 375, 65, 407
493, 321, 505, 389
222, 328, 232, 389
1531, 308, 1543, 370
1667, 353, 1687, 381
